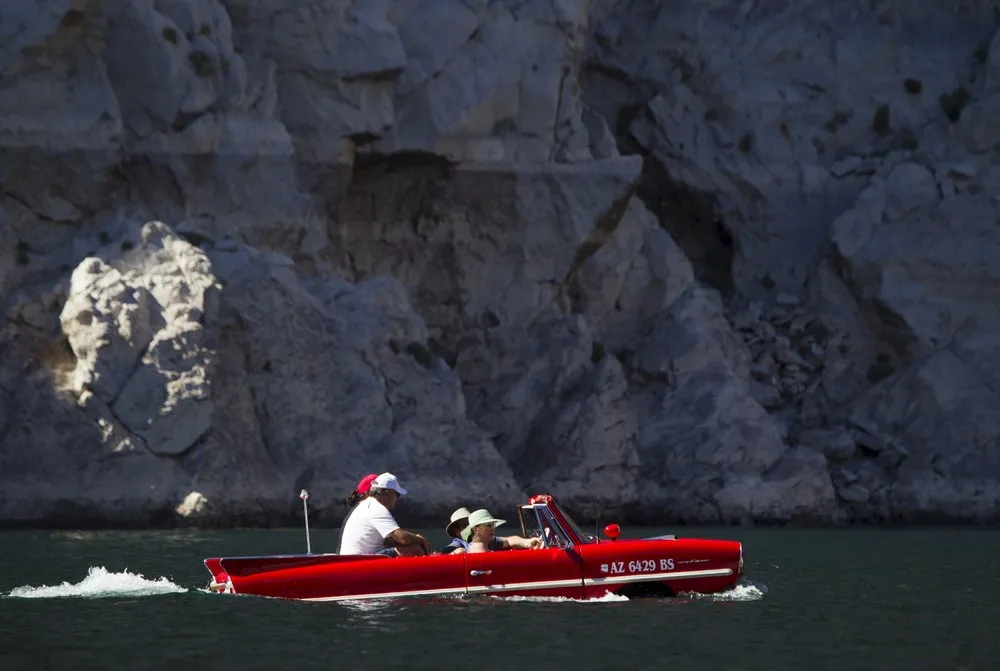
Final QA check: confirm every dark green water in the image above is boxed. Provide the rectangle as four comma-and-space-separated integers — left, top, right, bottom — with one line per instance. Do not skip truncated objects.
1, 526, 997, 670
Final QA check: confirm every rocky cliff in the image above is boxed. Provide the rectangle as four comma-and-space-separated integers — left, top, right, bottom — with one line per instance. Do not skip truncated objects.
2, 0, 999, 529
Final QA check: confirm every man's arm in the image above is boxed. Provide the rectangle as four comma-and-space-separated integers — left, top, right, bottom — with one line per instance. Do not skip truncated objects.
384, 528, 431, 553
497, 535, 542, 550
368, 505, 429, 553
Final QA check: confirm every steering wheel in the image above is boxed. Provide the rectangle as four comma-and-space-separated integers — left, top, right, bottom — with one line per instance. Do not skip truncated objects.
545, 526, 569, 548
528, 527, 554, 548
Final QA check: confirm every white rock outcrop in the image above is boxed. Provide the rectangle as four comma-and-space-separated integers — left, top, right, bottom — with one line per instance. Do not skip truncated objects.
60, 222, 218, 457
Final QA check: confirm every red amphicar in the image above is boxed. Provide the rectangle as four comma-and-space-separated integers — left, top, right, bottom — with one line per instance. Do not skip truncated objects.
204, 492, 745, 602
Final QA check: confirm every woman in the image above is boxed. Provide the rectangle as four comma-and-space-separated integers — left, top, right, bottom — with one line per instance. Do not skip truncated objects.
346, 473, 378, 508
462, 508, 542, 553
335, 473, 378, 554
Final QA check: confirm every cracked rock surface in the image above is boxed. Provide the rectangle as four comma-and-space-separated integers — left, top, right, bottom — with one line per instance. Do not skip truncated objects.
2, 0, 999, 527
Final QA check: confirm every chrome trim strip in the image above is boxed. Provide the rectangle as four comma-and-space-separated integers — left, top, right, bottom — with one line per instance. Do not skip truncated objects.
584, 568, 733, 586
302, 586, 467, 602
294, 568, 733, 601
467, 578, 582, 594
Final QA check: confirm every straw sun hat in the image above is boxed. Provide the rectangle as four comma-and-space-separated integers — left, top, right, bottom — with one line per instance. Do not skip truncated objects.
446, 507, 471, 538
460, 509, 506, 542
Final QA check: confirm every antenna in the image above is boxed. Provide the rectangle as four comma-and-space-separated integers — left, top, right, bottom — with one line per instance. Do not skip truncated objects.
300, 489, 312, 554
592, 497, 606, 540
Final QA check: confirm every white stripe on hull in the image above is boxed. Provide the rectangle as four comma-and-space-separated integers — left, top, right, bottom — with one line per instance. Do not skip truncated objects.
585, 567, 733, 586
303, 586, 467, 602
294, 567, 734, 602
466, 578, 583, 594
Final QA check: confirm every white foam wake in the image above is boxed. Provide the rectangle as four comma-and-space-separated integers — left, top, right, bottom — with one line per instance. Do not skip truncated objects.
680, 581, 767, 602
491, 592, 630, 604
6, 566, 188, 599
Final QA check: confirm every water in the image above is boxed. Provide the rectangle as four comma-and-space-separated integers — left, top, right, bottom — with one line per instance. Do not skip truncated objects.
1, 526, 997, 670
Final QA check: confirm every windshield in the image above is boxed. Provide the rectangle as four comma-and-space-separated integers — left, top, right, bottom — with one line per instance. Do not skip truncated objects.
550, 501, 597, 543
518, 501, 600, 544
517, 505, 575, 548
517, 505, 543, 539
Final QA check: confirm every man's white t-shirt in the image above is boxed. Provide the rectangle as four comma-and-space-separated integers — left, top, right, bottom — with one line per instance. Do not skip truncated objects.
339, 497, 401, 555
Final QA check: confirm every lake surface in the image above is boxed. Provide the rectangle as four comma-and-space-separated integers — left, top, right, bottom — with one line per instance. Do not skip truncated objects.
1, 525, 997, 670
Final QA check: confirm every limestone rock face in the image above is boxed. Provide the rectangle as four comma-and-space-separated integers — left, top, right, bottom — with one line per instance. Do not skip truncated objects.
584, 0, 998, 296
825, 151, 1000, 523
199, 238, 525, 522
1, 222, 525, 525
2, 0, 998, 528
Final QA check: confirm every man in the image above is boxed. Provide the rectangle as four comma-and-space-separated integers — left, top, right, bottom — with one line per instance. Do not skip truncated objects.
339, 472, 431, 557
441, 506, 540, 554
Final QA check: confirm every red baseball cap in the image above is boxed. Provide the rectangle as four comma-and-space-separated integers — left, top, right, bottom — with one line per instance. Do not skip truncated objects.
356, 473, 378, 494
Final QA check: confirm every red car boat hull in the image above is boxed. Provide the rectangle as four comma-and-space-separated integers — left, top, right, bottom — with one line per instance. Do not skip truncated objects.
204, 495, 745, 602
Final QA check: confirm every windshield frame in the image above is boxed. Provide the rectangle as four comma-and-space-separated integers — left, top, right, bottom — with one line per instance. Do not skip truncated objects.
549, 500, 598, 543
517, 504, 576, 548
520, 499, 599, 545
